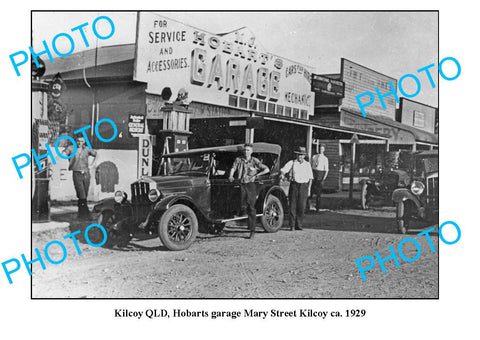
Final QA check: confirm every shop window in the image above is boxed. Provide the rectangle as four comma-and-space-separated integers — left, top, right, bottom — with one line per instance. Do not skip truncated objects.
239, 97, 248, 109
293, 108, 299, 118
276, 105, 284, 115
259, 101, 266, 112
285, 107, 292, 117
229, 95, 238, 107
300, 110, 308, 119
268, 103, 275, 114
249, 99, 257, 110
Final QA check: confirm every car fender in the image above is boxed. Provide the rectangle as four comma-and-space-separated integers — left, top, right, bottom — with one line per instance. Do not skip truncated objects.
256, 185, 288, 212
392, 189, 421, 208
93, 197, 133, 219
93, 197, 117, 214
153, 195, 210, 220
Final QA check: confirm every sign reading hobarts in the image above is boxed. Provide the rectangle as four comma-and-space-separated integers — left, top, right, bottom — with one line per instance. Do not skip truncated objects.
133, 13, 315, 117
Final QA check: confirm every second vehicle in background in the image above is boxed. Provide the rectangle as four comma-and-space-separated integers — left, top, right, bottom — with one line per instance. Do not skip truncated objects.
360, 151, 413, 210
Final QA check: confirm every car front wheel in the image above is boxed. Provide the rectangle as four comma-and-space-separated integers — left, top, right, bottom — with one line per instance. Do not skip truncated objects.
158, 204, 198, 251
97, 211, 132, 248
261, 195, 284, 233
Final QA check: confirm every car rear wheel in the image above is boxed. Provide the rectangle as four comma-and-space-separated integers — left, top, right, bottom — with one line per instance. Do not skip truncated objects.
396, 201, 412, 234
261, 195, 284, 233
158, 204, 198, 251
360, 182, 371, 210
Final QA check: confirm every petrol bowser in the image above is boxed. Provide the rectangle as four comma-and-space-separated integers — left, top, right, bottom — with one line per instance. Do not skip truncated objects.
32, 59, 50, 221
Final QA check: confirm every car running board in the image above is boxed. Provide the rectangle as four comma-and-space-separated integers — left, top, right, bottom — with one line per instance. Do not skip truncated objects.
220, 214, 263, 223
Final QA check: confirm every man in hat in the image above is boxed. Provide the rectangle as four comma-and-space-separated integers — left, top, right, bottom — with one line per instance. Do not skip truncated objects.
280, 146, 313, 231
311, 143, 329, 212
229, 143, 270, 239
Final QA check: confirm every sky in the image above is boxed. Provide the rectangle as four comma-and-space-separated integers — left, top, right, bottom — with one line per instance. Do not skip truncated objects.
32, 11, 438, 107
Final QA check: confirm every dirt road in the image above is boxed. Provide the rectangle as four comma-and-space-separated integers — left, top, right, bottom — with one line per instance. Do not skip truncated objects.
32, 208, 438, 298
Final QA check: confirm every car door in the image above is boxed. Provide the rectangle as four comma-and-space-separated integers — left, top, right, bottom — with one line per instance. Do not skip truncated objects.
209, 153, 242, 219
252, 151, 275, 194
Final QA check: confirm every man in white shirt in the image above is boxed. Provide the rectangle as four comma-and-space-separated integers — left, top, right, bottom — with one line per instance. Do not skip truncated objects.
311, 143, 329, 212
280, 146, 313, 231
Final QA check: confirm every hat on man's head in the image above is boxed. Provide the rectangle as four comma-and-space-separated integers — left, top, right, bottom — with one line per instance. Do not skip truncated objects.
294, 146, 308, 155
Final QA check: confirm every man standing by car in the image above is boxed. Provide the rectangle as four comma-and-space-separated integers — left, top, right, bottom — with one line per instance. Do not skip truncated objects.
63, 135, 97, 219
280, 146, 313, 231
229, 143, 270, 239
311, 143, 329, 212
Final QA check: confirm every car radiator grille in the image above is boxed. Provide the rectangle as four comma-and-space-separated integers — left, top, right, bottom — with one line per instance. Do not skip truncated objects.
131, 182, 152, 219
427, 177, 438, 205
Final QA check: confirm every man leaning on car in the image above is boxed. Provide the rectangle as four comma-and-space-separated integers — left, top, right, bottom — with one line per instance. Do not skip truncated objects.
229, 143, 270, 239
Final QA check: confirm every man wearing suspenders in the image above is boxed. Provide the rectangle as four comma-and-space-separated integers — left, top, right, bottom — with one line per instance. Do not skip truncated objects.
280, 146, 313, 231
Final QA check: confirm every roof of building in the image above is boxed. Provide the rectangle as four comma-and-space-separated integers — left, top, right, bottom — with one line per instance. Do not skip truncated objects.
343, 108, 438, 144
369, 113, 438, 144
44, 43, 136, 79
256, 111, 390, 140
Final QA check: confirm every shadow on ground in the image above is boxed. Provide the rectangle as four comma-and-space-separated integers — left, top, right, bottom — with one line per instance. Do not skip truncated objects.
48, 204, 438, 252
301, 210, 438, 235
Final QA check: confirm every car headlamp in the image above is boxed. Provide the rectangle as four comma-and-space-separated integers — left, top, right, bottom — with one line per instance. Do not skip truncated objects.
114, 190, 127, 203
148, 189, 161, 202
411, 181, 425, 196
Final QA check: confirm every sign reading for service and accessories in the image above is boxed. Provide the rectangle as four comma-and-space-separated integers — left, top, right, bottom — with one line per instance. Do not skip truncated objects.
128, 114, 146, 136
133, 13, 315, 117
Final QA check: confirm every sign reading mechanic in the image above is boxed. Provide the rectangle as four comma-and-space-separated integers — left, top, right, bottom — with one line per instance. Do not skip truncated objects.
133, 13, 315, 116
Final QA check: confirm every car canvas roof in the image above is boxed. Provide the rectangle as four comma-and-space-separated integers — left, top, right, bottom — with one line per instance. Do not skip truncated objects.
164, 142, 282, 157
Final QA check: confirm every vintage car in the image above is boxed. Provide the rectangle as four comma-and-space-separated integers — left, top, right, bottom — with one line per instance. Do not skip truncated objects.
392, 150, 438, 234
93, 142, 287, 250
360, 151, 412, 210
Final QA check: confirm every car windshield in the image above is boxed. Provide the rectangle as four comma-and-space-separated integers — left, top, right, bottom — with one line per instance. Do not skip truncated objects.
397, 152, 414, 171
160, 153, 210, 176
